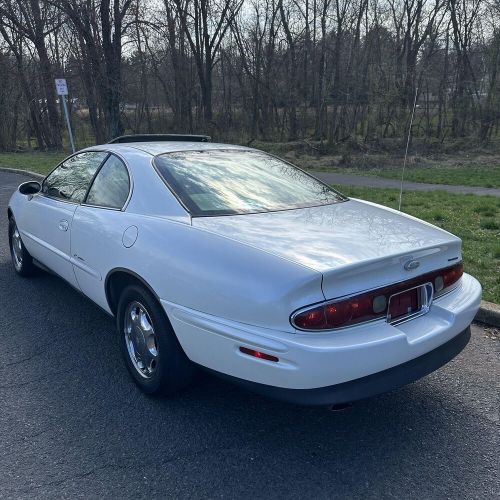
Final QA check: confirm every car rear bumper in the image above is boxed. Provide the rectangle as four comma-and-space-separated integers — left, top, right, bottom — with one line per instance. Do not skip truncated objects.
162, 273, 481, 396
206, 326, 471, 406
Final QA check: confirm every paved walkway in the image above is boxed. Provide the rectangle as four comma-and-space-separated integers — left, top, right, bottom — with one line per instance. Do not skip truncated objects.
312, 171, 500, 197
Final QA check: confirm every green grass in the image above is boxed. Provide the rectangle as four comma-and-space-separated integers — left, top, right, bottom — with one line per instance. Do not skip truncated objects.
0, 152, 67, 175
337, 185, 500, 303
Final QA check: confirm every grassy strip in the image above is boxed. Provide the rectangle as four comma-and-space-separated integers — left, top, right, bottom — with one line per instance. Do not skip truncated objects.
0, 152, 67, 175
337, 185, 500, 303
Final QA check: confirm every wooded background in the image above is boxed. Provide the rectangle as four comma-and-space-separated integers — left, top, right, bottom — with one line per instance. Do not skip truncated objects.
0, 0, 499, 151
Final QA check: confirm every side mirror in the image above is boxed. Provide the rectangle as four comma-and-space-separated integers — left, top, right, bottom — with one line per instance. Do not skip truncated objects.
19, 181, 41, 196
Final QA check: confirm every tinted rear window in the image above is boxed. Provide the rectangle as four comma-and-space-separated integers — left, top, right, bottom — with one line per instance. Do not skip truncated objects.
154, 150, 346, 216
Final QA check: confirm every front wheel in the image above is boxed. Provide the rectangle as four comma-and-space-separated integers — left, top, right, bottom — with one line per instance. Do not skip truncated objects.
117, 284, 195, 396
8, 217, 35, 277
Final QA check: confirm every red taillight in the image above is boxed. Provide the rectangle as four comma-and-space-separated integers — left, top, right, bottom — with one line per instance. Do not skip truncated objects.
293, 291, 383, 330
239, 346, 279, 362
292, 262, 464, 331
443, 262, 463, 287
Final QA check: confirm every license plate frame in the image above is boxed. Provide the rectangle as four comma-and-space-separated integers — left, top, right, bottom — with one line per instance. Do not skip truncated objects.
387, 282, 433, 325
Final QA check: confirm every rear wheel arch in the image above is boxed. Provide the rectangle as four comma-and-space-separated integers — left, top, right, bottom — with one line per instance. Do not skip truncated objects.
105, 268, 162, 317
108, 269, 195, 395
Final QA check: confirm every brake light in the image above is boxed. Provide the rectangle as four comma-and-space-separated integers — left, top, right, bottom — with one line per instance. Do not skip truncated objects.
292, 262, 463, 331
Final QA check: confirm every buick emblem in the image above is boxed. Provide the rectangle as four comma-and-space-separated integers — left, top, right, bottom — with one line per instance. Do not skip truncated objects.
404, 259, 420, 271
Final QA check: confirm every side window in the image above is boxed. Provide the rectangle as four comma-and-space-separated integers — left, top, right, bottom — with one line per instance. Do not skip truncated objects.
85, 155, 130, 209
42, 152, 108, 203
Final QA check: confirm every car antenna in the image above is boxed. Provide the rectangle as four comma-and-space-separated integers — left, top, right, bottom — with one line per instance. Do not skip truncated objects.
398, 86, 419, 211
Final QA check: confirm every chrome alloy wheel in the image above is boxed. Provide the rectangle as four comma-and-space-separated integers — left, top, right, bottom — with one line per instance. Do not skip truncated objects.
11, 226, 23, 271
124, 301, 159, 379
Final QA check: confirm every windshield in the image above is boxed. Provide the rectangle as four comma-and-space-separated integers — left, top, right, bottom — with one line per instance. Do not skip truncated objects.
153, 150, 347, 216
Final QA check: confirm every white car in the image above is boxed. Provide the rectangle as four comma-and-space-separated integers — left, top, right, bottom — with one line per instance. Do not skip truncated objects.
8, 135, 482, 405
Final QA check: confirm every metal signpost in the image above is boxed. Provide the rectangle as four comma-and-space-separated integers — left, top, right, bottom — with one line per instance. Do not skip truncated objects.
55, 78, 76, 153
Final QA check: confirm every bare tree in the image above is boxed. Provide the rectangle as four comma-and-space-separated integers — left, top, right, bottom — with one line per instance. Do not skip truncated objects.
0, 0, 499, 150
170, 0, 243, 125
0, 0, 62, 148
50, 0, 133, 140
448, 0, 483, 136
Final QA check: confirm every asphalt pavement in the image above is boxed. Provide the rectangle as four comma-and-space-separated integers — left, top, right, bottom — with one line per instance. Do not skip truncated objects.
0, 171, 499, 499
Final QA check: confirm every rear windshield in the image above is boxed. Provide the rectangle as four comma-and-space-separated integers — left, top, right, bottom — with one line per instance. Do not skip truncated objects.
153, 150, 347, 216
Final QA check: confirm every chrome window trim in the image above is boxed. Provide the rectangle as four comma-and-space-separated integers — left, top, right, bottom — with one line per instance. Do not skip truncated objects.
80, 203, 123, 212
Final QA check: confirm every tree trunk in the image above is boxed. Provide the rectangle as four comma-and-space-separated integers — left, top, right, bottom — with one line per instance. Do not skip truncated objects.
29, 0, 61, 149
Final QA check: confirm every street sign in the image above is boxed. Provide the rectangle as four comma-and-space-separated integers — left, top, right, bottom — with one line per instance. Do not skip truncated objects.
55, 78, 68, 96
54, 78, 75, 152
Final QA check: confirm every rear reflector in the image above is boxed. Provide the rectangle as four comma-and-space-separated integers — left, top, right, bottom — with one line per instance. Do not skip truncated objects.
239, 347, 279, 362
292, 262, 463, 331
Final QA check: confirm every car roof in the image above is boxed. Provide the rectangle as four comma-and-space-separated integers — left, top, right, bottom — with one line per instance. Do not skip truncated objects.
86, 141, 253, 157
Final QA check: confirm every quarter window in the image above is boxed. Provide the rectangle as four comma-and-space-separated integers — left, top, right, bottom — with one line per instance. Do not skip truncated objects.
42, 152, 108, 203
85, 155, 130, 209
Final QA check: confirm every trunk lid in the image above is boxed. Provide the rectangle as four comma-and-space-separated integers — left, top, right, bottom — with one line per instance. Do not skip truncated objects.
192, 199, 462, 300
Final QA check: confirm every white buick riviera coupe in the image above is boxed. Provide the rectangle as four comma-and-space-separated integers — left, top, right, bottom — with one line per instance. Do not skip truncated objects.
8, 135, 482, 405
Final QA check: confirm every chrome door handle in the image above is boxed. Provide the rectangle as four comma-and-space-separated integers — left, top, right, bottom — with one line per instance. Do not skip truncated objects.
58, 220, 69, 231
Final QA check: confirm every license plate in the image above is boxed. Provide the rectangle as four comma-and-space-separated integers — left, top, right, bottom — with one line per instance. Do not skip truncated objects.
388, 287, 421, 321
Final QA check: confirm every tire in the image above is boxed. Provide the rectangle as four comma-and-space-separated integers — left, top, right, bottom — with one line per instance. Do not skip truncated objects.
8, 217, 35, 277
117, 284, 195, 396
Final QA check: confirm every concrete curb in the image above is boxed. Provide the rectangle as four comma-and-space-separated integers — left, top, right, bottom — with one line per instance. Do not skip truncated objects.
0, 167, 44, 180
475, 301, 500, 328
1, 166, 499, 327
